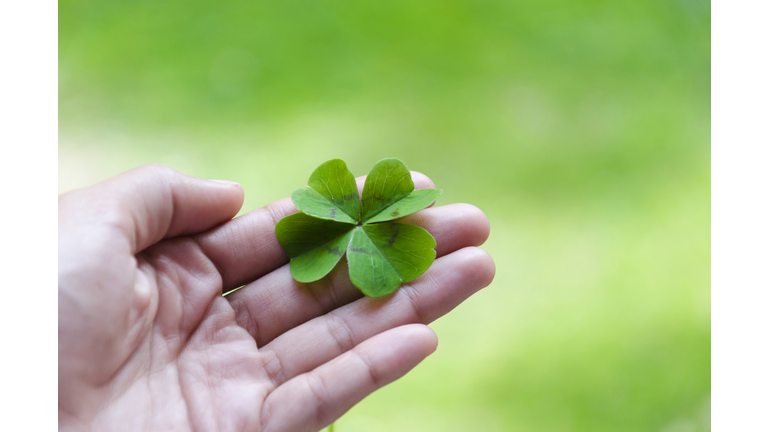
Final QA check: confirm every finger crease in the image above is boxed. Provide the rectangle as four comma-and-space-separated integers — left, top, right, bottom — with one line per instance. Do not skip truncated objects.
166, 177, 179, 236
400, 284, 426, 324
352, 349, 382, 388
232, 298, 262, 344
260, 349, 286, 388
189, 236, 226, 291
305, 372, 331, 426
323, 275, 343, 310
326, 311, 356, 354
263, 203, 283, 231
305, 279, 330, 312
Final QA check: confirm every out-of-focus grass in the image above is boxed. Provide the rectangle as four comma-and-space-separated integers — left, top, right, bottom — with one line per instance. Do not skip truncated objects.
60, 0, 710, 430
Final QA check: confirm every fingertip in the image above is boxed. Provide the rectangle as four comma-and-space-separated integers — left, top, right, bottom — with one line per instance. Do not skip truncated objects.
400, 323, 439, 354
178, 175, 245, 223
208, 178, 245, 216
355, 176, 366, 194
410, 171, 436, 190
128, 165, 246, 243
354, 170, 436, 193
461, 247, 496, 289
207, 177, 244, 201
459, 203, 491, 246
362, 325, 438, 375
399, 203, 491, 256
421, 325, 439, 354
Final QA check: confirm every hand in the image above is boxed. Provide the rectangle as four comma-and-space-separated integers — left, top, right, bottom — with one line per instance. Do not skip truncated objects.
58, 164, 494, 432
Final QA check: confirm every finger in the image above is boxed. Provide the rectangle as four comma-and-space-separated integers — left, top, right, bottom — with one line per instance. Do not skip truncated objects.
261, 324, 437, 432
59, 164, 244, 254
397, 203, 491, 257
259, 247, 494, 386
194, 172, 435, 291
227, 203, 490, 346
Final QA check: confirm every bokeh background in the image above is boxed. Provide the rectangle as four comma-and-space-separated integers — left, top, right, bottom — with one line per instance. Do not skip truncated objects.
59, 0, 710, 431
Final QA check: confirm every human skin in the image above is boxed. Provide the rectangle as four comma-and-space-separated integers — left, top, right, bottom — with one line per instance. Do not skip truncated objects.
58, 164, 495, 432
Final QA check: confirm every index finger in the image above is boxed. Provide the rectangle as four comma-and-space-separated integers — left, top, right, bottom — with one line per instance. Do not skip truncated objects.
194, 172, 436, 291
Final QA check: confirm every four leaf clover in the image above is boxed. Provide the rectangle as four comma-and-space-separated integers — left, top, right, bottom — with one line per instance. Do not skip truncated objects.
276, 158, 442, 297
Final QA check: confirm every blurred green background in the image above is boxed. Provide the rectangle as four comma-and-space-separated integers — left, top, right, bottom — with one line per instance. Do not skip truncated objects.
59, 0, 710, 431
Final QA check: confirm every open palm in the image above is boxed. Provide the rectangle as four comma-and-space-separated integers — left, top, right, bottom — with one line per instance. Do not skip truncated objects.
58, 165, 494, 432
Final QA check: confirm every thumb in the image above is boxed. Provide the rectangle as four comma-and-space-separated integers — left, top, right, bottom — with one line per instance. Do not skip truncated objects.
60, 164, 244, 254
58, 164, 244, 401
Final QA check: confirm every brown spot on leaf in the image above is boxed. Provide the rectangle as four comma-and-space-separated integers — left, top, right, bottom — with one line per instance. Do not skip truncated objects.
350, 247, 373, 255
387, 224, 399, 247
324, 245, 344, 256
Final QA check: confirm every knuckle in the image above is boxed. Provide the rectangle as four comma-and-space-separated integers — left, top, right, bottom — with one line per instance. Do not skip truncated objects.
136, 163, 179, 181
306, 373, 332, 425
326, 311, 356, 353
352, 349, 382, 388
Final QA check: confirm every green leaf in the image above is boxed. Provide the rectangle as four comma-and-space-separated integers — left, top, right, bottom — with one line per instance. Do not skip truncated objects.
291, 188, 357, 224
347, 223, 436, 297
360, 158, 415, 223
363, 188, 443, 224
275, 212, 355, 258
290, 229, 354, 283
276, 158, 441, 297
363, 223, 437, 282
346, 227, 401, 297
292, 159, 360, 223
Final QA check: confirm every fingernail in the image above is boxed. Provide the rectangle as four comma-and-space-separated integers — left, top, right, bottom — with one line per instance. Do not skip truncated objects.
208, 179, 241, 187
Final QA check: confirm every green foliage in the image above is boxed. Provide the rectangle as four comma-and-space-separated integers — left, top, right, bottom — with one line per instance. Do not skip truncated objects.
277, 158, 441, 297
293, 159, 360, 223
